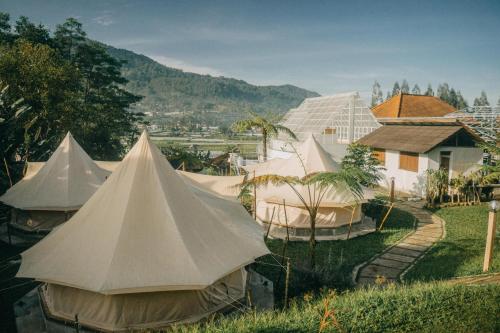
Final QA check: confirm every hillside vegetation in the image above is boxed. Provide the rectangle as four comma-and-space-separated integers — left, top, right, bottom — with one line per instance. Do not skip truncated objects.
106, 45, 319, 124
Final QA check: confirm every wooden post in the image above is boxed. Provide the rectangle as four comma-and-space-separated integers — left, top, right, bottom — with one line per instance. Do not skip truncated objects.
283, 199, 290, 242
264, 207, 275, 241
483, 209, 497, 272
390, 177, 395, 203
75, 314, 80, 333
253, 171, 257, 220
284, 258, 290, 309
378, 203, 394, 231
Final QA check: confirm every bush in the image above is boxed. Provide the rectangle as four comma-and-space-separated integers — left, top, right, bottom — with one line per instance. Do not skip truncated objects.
173, 282, 500, 333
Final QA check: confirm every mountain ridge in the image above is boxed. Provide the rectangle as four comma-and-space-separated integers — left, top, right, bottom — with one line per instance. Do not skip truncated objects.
105, 45, 320, 125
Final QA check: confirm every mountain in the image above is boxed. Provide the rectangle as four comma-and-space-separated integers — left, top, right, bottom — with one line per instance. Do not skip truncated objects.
105, 45, 319, 125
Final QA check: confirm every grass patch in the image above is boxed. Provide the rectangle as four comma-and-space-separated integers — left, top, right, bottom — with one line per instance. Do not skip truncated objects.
252, 206, 415, 302
405, 204, 500, 281
174, 282, 500, 333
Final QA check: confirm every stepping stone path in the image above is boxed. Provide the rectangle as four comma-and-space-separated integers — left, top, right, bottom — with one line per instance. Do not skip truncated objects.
355, 200, 444, 286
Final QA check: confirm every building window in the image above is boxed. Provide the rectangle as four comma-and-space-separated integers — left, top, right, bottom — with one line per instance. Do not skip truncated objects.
439, 151, 451, 172
323, 127, 336, 135
399, 151, 419, 172
372, 148, 385, 166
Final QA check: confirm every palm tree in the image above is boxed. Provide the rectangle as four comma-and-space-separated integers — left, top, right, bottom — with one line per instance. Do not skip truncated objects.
231, 113, 297, 161
241, 152, 377, 268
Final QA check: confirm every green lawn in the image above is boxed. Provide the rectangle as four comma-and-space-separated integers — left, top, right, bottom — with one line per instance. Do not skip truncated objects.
252, 206, 415, 302
175, 282, 500, 333
405, 204, 500, 281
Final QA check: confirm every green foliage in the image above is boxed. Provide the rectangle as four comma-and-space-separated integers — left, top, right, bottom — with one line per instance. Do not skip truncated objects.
255, 207, 414, 299
480, 140, 500, 185
341, 143, 383, 187
160, 144, 211, 172
0, 83, 30, 190
0, 13, 142, 171
406, 204, 500, 280
172, 282, 500, 333
473, 90, 490, 106
384, 80, 468, 109
105, 45, 319, 125
426, 169, 449, 204
232, 113, 296, 160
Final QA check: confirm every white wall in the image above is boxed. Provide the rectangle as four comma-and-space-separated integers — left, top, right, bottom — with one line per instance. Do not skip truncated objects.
379, 150, 429, 197
427, 147, 483, 178
379, 146, 484, 197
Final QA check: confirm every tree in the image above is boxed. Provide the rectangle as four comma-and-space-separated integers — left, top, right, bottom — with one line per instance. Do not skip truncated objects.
14, 16, 50, 45
480, 139, 500, 185
0, 39, 81, 160
448, 88, 458, 108
0, 82, 30, 191
341, 143, 383, 187
437, 83, 450, 102
231, 113, 296, 161
456, 91, 468, 109
0, 12, 12, 44
401, 79, 410, 94
371, 81, 383, 107
411, 84, 421, 95
391, 81, 400, 96
473, 91, 490, 106
425, 84, 434, 96
54, 18, 86, 61
0, 14, 142, 166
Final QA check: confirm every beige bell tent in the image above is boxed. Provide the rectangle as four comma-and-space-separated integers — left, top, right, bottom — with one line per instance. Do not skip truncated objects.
243, 134, 374, 240
0, 132, 111, 233
17, 131, 269, 331
179, 171, 244, 198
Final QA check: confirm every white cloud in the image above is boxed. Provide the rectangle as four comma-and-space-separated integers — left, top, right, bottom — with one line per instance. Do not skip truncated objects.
149, 55, 224, 77
93, 13, 114, 27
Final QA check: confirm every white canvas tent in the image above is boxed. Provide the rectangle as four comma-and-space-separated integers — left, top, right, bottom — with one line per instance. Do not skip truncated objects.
17, 131, 269, 331
244, 134, 373, 240
0, 133, 112, 232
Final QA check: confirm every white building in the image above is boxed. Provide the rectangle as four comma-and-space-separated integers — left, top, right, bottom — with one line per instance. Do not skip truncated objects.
267, 92, 380, 161
358, 122, 484, 197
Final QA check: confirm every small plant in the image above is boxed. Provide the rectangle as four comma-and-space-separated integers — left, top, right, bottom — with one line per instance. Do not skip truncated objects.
426, 169, 449, 206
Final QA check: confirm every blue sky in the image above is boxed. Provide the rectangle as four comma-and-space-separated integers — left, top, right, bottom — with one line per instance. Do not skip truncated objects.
2, 0, 500, 104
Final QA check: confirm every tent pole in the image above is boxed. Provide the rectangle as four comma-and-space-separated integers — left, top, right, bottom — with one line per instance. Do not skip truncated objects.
276, 200, 290, 290
346, 205, 356, 240
253, 171, 257, 220
264, 206, 275, 241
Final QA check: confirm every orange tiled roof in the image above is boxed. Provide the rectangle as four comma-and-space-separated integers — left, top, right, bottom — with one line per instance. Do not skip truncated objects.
371, 93, 456, 118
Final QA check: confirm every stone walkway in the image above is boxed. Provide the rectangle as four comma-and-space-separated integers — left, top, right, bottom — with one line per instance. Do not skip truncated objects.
355, 200, 445, 286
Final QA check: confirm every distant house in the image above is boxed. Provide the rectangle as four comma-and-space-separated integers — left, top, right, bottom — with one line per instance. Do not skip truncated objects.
372, 93, 456, 119
357, 121, 484, 197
